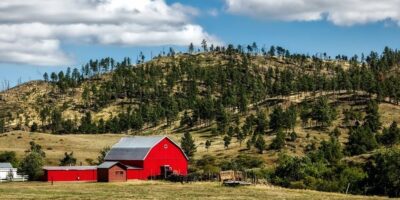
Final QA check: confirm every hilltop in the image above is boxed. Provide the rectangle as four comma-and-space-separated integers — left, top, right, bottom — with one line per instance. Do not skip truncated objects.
1, 45, 400, 197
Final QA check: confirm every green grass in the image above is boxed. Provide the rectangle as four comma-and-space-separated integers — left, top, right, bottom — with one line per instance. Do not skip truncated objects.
0, 181, 392, 200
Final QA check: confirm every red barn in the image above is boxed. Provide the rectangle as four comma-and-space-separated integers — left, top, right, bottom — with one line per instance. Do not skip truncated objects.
103, 136, 188, 180
43, 166, 97, 182
42, 136, 188, 182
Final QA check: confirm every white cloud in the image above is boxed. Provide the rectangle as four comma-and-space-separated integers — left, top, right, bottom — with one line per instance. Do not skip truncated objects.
0, 0, 219, 66
225, 0, 400, 26
208, 8, 219, 17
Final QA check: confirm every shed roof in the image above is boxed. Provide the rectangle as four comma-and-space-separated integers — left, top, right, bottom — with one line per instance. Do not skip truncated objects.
0, 162, 13, 168
97, 161, 120, 169
43, 166, 97, 171
105, 136, 188, 161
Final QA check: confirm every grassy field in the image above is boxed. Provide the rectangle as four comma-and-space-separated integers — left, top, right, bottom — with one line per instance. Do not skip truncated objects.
0, 181, 392, 200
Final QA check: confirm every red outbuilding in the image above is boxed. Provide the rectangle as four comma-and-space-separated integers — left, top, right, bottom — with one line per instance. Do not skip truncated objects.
104, 136, 188, 180
97, 161, 127, 182
43, 166, 97, 182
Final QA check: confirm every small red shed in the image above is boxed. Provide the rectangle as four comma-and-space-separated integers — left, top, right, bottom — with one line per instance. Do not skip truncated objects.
97, 161, 127, 182
43, 166, 97, 182
104, 136, 188, 180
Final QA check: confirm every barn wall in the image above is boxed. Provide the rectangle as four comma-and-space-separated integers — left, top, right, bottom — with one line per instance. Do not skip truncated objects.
143, 138, 188, 178
107, 164, 126, 182
44, 170, 97, 182
127, 169, 147, 180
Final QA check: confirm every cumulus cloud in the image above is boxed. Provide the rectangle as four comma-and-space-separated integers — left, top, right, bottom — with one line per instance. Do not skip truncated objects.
0, 0, 218, 66
225, 0, 400, 26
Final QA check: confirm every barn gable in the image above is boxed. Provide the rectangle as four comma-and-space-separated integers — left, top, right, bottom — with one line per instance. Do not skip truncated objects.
105, 136, 188, 161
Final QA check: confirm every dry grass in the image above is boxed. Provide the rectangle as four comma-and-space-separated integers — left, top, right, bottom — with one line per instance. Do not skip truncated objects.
0, 181, 391, 200
0, 131, 122, 165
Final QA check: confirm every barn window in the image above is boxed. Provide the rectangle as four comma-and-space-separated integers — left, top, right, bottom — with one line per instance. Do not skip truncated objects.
163, 144, 168, 149
115, 171, 124, 176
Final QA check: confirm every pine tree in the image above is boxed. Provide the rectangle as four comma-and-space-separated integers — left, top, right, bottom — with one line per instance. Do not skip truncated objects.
364, 100, 381, 132
97, 146, 110, 164
18, 152, 43, 181
311, 97, 337, 128
270, 130, 286, 150
0, 119, 5, 133
223, 135, 232, 149
255, 135, 266, 154
59, 152, 77, 166
205, 140, 211, 151
269, 106, 285, 131
380, 121, 400, 146
201, 39, 208, 52
237, 130, 245, 146
43, 72, 49, 82
181, 132, 196, 158
346, 126, 378, 155
188, 43, 194, 54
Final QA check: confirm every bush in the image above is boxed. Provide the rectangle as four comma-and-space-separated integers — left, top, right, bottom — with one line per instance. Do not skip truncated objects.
0, 151, 18, 167
270, 130, 286, 150
220, 154, 263, 171
19, 152, 44, 181
346, 126, 378, 155
289, 131, 297, 142
30, 122, 38, 132
364, 148, 400, 197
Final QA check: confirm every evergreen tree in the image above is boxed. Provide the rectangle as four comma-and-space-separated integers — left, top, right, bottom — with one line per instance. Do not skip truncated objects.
237, 130, 245, 146
365, 148, 400, 197
19, 152, 44, 181
311, 97, 337, 128
364, 100, 381, 132
97, 146, 110, 164
380, 121, 400, 146
270, 130, 286, 150
43, 72, 49, 82
223, 135, 232, 149
50, 109, 63, 133
188, 43, 194, 54
254, 110, 267, 134
205, 140, 211, 151
346, 126, 378, 155
0, 119, 5, 133
269, 106, 285, 131
181, 132, 196, 158
255, 135, 266, 154
318, 136, 343, 163
29, 141, 46, 157
201, 39, 208, 52
59, 152, 77, 166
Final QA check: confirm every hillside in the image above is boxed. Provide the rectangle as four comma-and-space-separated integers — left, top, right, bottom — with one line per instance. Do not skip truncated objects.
1, 46, 400, 197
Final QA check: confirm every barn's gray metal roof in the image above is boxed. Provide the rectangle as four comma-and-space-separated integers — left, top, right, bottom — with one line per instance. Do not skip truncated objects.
43, 166, 97, 171
105, 136, 188, 161
105, 136, 166, 161
105, 147, 151, 161
0, 162, 13, 168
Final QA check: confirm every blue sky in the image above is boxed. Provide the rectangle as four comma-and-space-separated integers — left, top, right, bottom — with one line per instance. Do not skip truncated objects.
0, 0, 400, 88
